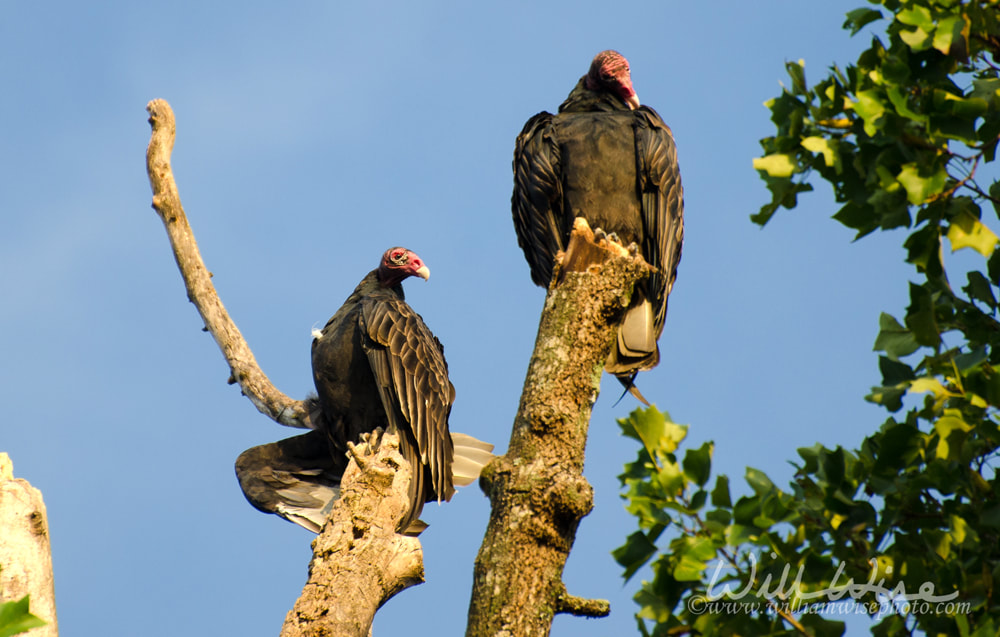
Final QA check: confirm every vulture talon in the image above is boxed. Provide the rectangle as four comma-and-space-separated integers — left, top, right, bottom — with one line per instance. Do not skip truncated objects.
346, 440, 370, 471
593, 227, 607, 242
628, 242, 639, 257
365, 427, 385, 454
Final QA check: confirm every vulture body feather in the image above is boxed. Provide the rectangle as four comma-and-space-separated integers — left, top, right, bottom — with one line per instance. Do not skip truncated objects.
512, 50, 684, 400
236, 248, 493, 534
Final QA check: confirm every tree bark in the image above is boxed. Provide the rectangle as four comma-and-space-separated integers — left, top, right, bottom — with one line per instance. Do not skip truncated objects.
0, 453, 58, 636
466, 220, 652, 637
145, 99, 421, 636
280, 432, 424, 637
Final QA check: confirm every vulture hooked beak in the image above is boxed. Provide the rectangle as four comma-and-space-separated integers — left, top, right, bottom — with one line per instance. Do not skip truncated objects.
415, 264, 430, 280
626, 93, 641, 110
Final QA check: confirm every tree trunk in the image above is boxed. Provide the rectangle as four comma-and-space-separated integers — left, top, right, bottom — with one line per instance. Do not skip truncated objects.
467, 220, 651, 636
0, 453, 58, 636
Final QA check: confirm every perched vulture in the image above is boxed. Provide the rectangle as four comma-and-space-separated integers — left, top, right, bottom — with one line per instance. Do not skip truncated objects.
236, 247, 493, 534
512, 50, 684, 401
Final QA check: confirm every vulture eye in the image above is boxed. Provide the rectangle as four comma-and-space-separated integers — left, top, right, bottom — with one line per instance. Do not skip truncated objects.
392, 250, 406, 263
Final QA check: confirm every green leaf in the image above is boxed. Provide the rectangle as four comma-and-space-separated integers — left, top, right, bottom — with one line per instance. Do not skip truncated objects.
0, 597, 46, 637
947, 211, 999, 257
866, 384, 906, 411
935, 90, 988, 120
853, 89, 887, 136
873, 422, 922, 473
785, 59, 807, 94
801, 136, 841, 172
896, 4, 934, 31
887, 85, 928, 123
964, 271, 997, 309
752, 153, 797, 178
897, 163, 946, 205
619, 406, 688, 459
905, 282, 941, 347
873, 312, 920, 360
672, 536, 717, 581
745, 467, 775, 496
752, 176, 813, 226
933, 15, 966, 56
613, 531, 658, 582
953, 346, 987, 372
879, 356, 915, 385
843, 8, 883, 35
711, 474, 731, 508
899, 26, 933, 51
833, 201, 879, 237
934, 410, 973, 460
910, 377, 950, 399
726, 522, 756, 545
682, 442, 713, 487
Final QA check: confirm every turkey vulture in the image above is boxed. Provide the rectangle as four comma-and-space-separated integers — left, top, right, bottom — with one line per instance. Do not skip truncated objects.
236, 247, 493, 534
512, 50, 684, 401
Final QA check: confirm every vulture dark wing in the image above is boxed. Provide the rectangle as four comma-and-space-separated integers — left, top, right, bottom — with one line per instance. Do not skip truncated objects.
359, 295, 456, 507
634, 106, 684, 337
512, 111, 567, 288
235, 429, 342, 533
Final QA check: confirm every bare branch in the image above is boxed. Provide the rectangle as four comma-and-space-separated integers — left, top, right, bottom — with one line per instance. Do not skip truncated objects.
144, 99, 311, 429
467, 219, 653, 636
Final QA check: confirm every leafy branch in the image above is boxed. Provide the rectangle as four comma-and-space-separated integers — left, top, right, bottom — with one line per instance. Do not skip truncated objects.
620, 3, 1000, 636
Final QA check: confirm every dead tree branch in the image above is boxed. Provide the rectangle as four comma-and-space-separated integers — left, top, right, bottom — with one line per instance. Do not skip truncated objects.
466, 220, 652, 636
145, 99, 423, 636
145, 99, 310, 429
280, 432, 424, 637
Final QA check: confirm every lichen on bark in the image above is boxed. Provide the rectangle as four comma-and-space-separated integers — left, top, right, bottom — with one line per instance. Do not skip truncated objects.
467, 221, 652, 636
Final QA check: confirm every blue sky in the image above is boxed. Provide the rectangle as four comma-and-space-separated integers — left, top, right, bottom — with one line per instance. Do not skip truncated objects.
0, 2, 926, 635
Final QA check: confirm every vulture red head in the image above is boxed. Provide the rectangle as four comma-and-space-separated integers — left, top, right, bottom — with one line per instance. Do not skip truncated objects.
377, 247, 430, 286
585, 50, 640, 110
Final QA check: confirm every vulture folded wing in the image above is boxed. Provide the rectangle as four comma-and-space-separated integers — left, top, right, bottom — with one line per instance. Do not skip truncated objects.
512, 111, 567, 288
359, 295, 456, 506
634, 105, 685, 337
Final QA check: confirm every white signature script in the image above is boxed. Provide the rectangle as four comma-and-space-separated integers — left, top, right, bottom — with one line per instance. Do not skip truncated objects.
703, 552, 959, 604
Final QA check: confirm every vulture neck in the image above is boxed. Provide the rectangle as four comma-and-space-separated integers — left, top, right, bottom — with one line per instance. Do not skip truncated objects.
355, 269, 405, 299
558, 77, 631, 114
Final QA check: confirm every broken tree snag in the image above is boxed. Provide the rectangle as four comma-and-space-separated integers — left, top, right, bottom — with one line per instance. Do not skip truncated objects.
466, 219, 650, 637
280, 432, 424, 637
144, 99, 310, 429
0, 453, 58, 637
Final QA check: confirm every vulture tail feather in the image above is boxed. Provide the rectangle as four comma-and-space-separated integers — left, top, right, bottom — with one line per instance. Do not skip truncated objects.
450, 432, 495, 487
